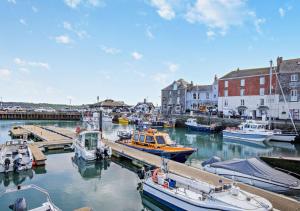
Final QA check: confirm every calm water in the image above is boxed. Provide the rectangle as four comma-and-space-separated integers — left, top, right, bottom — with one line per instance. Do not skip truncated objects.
0, 120, 300, 210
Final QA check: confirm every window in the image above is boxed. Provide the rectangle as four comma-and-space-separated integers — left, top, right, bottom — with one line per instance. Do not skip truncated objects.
139, 135, 145, 143
177, 97, 180, 104
134, 134, 139, 142
259, 88, 264, 96
291, 89, 298, 102
193, 93, 197, 99
241, 99, 245, 106
241, 79, 245, 86
84, 133, 98, 151
177, 90, 180, 95
260, 99, 264, 106
146, 136, 155, 143
291, 74, 298, 82
224, 99, 228, 107
260, 77, 265, 85
173, 83, 177, 90
198, 93, 200, 99
224, 90, 228, 97
206, 92, 209, 99
240, 88, 245, 96
169, 91, 172, 96
156, 136, 165, 145
225, 81, 228, 88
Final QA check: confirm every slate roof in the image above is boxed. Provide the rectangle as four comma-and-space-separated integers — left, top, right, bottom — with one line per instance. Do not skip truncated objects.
279, 58, 300, 73
220, 67, 270, 80
162, 79, 189, 91
187, 85, 212, 92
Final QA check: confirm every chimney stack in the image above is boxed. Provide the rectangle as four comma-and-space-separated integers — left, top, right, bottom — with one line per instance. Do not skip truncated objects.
277, 56, 283, 66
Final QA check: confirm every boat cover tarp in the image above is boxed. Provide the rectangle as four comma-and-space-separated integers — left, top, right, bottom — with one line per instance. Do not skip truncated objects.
210, 158, 300, 187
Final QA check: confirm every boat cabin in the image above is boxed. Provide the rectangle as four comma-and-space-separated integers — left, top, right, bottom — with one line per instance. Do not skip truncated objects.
240, 120, 269, 131
77, 131, 100, 151
131, 129, 173, 147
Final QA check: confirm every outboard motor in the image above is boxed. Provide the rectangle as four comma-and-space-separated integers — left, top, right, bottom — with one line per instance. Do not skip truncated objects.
201, 156, 221, 167
4, 158, 11, 171
95, 148, 102, 160
137, 167, 145, 180
9, 197, 27, 211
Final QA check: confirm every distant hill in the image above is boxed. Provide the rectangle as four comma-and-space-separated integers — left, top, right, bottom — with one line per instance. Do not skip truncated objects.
1, 101, 86, 110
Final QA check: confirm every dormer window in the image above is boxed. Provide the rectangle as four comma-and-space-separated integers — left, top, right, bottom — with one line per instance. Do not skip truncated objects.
291, 74, 298, 82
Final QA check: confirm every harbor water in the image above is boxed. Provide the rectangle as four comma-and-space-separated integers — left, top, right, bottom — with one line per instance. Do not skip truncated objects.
0, 120, 300, 210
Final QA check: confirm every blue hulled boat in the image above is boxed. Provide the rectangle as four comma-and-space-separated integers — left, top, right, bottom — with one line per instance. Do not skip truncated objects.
185, 118, 219, 133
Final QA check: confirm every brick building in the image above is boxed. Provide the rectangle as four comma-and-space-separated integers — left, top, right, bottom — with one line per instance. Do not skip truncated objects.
218, 66, 278, 118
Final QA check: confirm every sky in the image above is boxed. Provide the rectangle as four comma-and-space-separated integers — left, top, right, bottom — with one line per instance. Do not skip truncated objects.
0, 0, 299, 106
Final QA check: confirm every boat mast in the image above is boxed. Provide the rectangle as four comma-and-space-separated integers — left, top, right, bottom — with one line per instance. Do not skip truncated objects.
273, 61, 299, 135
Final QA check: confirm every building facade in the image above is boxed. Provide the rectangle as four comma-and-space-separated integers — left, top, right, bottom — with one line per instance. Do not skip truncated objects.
161, 79, 189, 115
218, 67, 278, 118
186, 76, 218, 111
277, 57, 300, 120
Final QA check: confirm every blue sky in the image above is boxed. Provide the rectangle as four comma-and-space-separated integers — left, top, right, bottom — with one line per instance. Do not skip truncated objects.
0, 0, 299, 105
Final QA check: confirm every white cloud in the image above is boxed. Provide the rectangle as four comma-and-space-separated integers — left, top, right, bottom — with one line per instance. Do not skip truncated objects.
55, 35, 72, 44
146, 26, 154, 39
14, 58, 50, 70
206, 30, 216, 38
279, 8, 285, 17
63, 21, 89, 39
32, 6, 38, 13
0, 68, 11, 79
254, 18, 266, 34
19, 19, 27, 26
7, 0, 16, 4
150, 0, 175, 20
64, 0, 81, 8
64, 0, 105, 8
167, 63, 179, 73
185, 0, 248, 32
132, 52, 143, 60
19, 67, 29, 73
101, 46, 121, 55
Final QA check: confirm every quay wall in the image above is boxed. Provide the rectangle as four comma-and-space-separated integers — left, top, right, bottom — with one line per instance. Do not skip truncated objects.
0, 111, 81, 121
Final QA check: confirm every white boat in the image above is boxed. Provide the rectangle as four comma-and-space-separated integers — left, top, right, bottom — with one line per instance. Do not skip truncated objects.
141, 161, 273, 211
0, 184, 60, 211
223, 120, 273, 142
203, 157, 300, 195
270, 129, 298, 142
102, 113, 113, 122
73, 129, 112, 161
0, 140, 33, 173
82, 112, 112, 124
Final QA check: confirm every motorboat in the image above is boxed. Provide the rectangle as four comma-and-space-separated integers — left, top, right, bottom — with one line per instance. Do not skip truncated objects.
116, 128, 196, 163
102, 113, 113, 122
151, 121, 165, 128
117, 130, 132, 140
118, 116, 129, 125
0, 184, 60, 211
140, 161, 273, 211
185, 118, 220, 133
73, 128, 112, 161
82, 111, 112, 124
270, 129, 299, 142
223, 120, 273, 142
203, 157, 300, 195
0, 140, 33, 173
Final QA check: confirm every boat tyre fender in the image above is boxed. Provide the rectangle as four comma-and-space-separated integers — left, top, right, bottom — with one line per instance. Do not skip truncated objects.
152, 168, 159, 183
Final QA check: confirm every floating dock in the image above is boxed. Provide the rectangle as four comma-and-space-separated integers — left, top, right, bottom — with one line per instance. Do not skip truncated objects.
28, 144, 47, 165
7, 125, 300, 211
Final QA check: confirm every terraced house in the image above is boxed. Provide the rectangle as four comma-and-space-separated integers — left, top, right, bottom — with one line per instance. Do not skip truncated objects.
277, 57, 300, 120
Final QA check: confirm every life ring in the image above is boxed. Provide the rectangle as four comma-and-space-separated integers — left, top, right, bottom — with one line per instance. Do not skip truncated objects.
152, 168, 159, 183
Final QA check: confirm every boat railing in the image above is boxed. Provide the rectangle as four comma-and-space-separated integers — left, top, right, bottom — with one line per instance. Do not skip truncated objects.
0, 184, 61, 211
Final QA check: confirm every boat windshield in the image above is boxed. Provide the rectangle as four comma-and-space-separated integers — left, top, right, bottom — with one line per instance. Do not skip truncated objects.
145, 136, 155, 144
139, 135, 145, 143
84, 133, 98, 150
133, 133, 139, 142
155, 136, 165, 145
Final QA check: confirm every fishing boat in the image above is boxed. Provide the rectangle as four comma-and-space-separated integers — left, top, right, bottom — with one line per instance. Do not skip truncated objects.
116, 129, 196, 163
0, 184, 60, 211
202, 157, 300, 195
0, 140, 33, 173
118, 116, 129, 124
185, 118, 220, 133
73, 128, 112, 161
140, 161, 273, 211
223, 120, 273, 143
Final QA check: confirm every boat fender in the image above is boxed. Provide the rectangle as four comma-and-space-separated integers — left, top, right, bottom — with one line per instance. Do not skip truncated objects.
152, 168, 159, 183
163, 182, 168, 188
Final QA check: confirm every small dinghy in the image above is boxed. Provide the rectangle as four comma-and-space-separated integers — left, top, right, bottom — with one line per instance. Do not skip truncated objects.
0, 140, 33, 173
140, 160, 273, 211
203, 156, 300, 195
0, 184, 60, 211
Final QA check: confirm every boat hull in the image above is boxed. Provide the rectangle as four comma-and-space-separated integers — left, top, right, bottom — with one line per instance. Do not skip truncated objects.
223, 130, 270, 142
185, 124, 214, 133
73, 144, 96, 161
270, 134, 296, 142
117, 142, 194, 163
204, 166, 300, 195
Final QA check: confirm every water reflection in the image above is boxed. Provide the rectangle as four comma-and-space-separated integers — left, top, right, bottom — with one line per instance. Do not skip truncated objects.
140, 192, 172, 211
71, 156, 111, 179
0, 169, 34, 187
